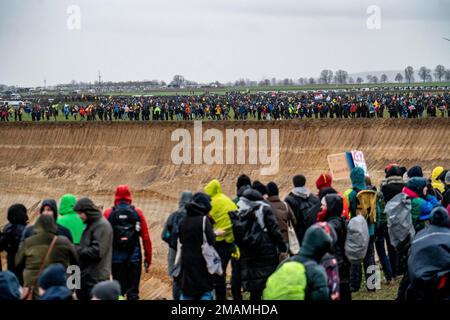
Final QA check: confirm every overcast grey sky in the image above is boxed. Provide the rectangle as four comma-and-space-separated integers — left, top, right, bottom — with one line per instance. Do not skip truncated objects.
0, 0, 449, 86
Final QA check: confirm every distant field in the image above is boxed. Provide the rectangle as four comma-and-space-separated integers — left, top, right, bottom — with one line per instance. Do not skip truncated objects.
104, 81, 450, 96
13, 81, 450, 97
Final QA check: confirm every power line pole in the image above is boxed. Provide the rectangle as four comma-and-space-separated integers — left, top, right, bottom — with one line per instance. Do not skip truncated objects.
98, 71, 102, 93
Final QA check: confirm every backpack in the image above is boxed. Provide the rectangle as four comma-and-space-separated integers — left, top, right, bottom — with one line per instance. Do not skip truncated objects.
303, 200, 322, 229
263, 260, 313, 300
162, 211, 186, 250
344, 215, 370, 264
108, 205, 141, 251
230, 204, 267, 250
385, 193, 415, 250
320, 253, 341, 300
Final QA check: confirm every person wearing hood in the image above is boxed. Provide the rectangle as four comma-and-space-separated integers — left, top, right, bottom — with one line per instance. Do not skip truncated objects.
103, 185, 152, 300
403, 177, 441, 232
92, 280, 122, 300
231, 174, 252, 301
15, 215, 78, 299
22, 199, 73, 243
442, 171, 450, 208
345, 167, 377, 293
317, 194, 351, 300
161, 190, 193, 300
290, 223, 333, 300
235, 188, 287, 300
406, 207, 450, 300
38, 263, 73, 300
57, 194, 85, 244
0, 204, 28, 284
381, 165, 406, 203
266, 182, 297, 246
380, 164, 406, 277
204, 179, 238, 300
74, 197, 113, 300
179, 192, 216, 300
284, 174, 321, 244
252, 181, 269, 199
431, 166, 445, 193
406, 165, 424, 181
315, 173, 333, 193
0, 270, 22, 300
396, 177, 442, 300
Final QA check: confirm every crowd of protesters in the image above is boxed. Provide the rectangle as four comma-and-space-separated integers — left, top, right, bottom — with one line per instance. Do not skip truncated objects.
1, 91, 449, 122
1, 164, 448, 301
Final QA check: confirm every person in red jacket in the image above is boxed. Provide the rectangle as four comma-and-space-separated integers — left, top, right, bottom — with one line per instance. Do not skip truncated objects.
104, 185, 152, 300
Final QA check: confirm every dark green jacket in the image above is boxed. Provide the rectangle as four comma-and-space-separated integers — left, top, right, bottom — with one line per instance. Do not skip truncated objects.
15, 215, 78, 292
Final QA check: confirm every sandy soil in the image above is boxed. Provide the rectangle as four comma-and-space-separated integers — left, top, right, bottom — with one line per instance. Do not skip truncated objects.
0, 118, 449, 299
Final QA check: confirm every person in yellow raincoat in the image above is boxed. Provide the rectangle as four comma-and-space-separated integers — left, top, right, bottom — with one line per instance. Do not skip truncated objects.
204, 179, 238, 300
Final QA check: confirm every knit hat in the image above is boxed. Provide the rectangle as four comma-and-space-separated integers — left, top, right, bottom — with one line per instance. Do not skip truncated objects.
92, 280, 121, 300
267, 182, 279, 197
38, 264, 67, 290
407, 166, 423, 179
315, 173, 332, 191
0, 271, 21, 300
385, 165, 404, 178
252, 181, 268, 196
429, 207, 449, 228
236, 174, 251, 192
7, 204, 28, 225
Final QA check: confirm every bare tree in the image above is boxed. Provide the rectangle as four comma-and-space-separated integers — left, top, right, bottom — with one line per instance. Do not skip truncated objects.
319, 70, 333, 84
372, 76, 379, 84
444, 69, 450, 82
395, 73, 403, 83
172, 75, 185, 87
366, 75, 373, 83
380, 74, 388, 83
334, 70, 349, 84
356, 77, 364, 84
418, 66, 431, 83
308, 77, 316, 84
434, 65, 446, 82
348, 77, 355, 84
404, 66, 414, 83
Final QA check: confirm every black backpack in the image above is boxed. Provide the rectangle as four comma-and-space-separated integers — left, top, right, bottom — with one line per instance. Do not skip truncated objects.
229, 205, 267, 250
108, 205, 141, 251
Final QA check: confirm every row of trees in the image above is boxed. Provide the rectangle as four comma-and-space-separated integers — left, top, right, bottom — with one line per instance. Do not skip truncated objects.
51, 64, 449, 91
402, 65, 449, 83
318, 65, 450, 85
